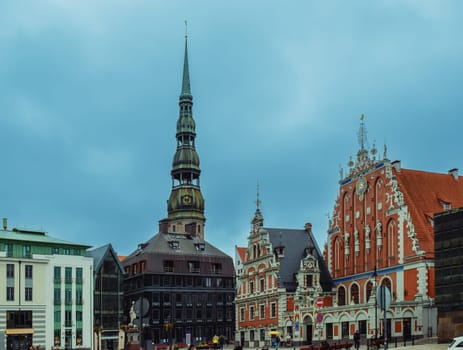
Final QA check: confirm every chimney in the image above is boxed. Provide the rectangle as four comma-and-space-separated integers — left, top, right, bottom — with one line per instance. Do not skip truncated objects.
304, 222, 312, 233
448, 168, 459, 181
2, 218, 6, 230
392, 160, 401, 172
158, 219, 169, 234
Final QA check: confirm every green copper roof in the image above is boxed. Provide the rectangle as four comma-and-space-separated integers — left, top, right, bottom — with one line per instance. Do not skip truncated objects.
0, 228, 90, 248
180, 35, 192, 99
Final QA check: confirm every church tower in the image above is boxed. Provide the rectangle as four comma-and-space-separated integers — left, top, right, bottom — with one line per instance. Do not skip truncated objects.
162, 34, 206, 239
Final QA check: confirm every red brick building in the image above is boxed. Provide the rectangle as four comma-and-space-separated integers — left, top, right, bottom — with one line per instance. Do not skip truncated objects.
323, 118, 463, 342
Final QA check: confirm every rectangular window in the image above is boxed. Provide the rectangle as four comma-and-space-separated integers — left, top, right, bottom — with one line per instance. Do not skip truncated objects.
63, 248, 70, 255
212, 263, 222, 275
7, 264, 14, 278
250, 306, 255, 320
260, 278, 265, 292
65, 288, 72, 304
76, 268, 83, 284
76, 311, 82, 322
240, 308, 245, 322
7, 286, 14, 301
305, 275, 313, 287
6, 243, 13, 257
271, 303, 276, 318
54, 310, 61, 323
54, 288, 61, 304
250, 281, 254, 294
65, 267, 72, 284
25, 265, 33, 279
76, 289, 82, 305
23, 245, 31, 258
188, 261, 200, 273
52, 247, 59, 254
54, 266, 61, 282
260, 304, 265, 319
25, 287, 33, 301
73, 249, 81, 256
65, 310, 72, 327
163, 260, 174, 272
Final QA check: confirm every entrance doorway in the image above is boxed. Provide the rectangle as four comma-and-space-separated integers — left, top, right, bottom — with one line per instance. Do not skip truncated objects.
7, 334, 32, 350
305, 324, 313, 345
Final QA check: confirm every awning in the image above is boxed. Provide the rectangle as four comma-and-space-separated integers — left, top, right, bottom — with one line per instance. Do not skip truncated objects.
6, 328, 34, 335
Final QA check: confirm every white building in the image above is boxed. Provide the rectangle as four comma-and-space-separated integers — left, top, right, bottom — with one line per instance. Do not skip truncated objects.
0, 219, 93, 350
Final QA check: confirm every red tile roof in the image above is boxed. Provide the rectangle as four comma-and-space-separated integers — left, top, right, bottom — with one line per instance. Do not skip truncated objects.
235, 246, 246, 261
394, 168, 463, 256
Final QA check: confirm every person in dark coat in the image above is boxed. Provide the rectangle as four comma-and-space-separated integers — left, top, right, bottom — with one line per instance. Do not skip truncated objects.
354, 330, 361, 350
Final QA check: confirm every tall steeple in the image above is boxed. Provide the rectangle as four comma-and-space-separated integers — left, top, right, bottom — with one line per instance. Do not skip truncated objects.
166, 33, 206, 239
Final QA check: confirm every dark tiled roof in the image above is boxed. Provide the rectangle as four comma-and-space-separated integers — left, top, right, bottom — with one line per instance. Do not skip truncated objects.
87, 243, 125, 274
123, 233, 235, 276
266, 227, 333, 292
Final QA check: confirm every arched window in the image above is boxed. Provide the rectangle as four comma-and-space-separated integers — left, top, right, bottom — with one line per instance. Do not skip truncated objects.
338, 286, 346, 306
351, 284, 359, 304
366, 281, 373, 302
381, 277, 392, 297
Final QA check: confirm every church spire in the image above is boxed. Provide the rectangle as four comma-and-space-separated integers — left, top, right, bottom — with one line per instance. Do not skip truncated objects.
166, 31, 205, 239
180, 26, 192, 99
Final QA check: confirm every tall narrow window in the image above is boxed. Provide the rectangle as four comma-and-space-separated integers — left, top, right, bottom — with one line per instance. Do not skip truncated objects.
6, 243, 13, 257
76, 268, 83, 284
25, 287, 33, 301
351, 284, 359, 304
7, 287, 14, 301
338, 286, 346, 306
7, 264, 14, 278
54, 266, 61, 283
23, 245, 31, 258
65, 267, 72, 284
25, 265, 33, 279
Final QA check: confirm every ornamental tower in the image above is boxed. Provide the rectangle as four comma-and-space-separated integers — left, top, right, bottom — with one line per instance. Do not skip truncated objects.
164, 34, 206, 239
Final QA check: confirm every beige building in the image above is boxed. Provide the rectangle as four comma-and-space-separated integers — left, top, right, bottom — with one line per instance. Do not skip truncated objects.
0, 219, 93, 350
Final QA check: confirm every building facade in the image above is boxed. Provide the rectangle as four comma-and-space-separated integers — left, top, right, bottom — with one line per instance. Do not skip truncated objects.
235, 200, 333, 347
0, 219, 93, 350
87, 244, 125, 350
323, 118, 463, 343
122, 35, 235, 349
434, 208, 463, 341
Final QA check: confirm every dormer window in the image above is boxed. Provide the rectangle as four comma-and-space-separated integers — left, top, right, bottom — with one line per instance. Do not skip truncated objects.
169, 241, 180, 250
195, 243, 205, 251
275, 246, 285, 257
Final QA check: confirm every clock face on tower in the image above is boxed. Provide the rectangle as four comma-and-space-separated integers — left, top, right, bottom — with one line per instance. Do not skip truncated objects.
182, 195, 192, 205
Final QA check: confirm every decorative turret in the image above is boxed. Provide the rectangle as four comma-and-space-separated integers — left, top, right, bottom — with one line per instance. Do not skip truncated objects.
165, 33, 206, 239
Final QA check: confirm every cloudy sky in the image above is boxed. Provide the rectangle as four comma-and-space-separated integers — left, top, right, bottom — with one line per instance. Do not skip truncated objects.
1, 1, 463, 259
